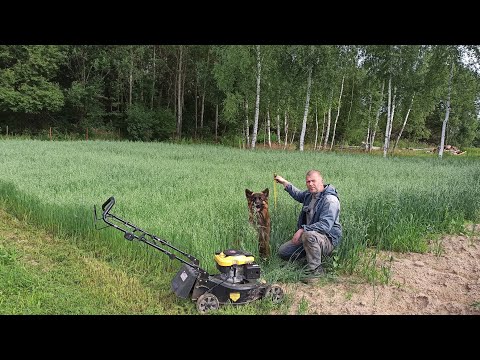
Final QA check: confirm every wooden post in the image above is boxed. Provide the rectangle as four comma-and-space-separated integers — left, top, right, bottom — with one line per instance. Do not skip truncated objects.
6, 125, 8, 136
49, 127, 52, 141
86, 127, 88, 141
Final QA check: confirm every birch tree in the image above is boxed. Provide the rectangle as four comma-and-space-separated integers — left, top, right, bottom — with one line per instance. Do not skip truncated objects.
250, 45, 262, 149
369, 80, 385, 152
439, 61, 454, 158
329, 75, 345, 150
175, 45, 184, 138
299, 64, 313, 151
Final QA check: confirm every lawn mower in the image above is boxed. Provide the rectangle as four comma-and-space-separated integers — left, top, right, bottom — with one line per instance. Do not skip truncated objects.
93, 196, 284, 313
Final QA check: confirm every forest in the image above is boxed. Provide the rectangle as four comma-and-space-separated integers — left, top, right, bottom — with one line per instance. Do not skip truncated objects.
1, 45, 479, 153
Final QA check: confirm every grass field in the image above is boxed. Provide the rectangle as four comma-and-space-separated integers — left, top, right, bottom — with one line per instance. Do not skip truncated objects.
1, 139, 479, 314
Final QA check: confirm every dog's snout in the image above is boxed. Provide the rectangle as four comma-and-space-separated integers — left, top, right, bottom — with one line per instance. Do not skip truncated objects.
254, 198, 263, 207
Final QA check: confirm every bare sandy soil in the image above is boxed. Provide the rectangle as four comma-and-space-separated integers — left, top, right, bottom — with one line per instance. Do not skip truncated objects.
282, 225, 480, 315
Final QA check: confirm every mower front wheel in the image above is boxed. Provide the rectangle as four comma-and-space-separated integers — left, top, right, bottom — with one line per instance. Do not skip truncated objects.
264, 284, 284, 303
196, 293, 220, 313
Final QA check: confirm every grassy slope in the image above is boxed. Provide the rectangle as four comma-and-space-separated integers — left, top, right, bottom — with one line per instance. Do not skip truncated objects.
0, 208, 174, 314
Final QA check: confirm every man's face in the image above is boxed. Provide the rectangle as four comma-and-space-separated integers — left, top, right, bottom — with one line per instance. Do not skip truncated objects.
305, 173, 323, 193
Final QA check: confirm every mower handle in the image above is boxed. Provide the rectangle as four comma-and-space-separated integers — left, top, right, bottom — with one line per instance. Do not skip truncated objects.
95, 196, 206, 275
102, 196, 115, 213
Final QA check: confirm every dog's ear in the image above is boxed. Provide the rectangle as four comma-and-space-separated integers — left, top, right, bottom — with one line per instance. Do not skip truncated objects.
245, 189, 253, 198
262, 188, 269, 198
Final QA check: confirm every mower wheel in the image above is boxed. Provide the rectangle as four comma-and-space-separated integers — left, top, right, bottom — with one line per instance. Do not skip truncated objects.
196, 293, 220, 313
264, 284, 284, 303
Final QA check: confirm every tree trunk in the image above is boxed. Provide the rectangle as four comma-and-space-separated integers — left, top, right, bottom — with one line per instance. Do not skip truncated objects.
194, 73, 198, 137
299, 65, 313, 151
129, 48, 133, 108
365, 94, 372, 151
393, 92, 415, 153
181, 51, 186, 135
383, 77, 392, 158
276, 111, 281, 145
346, 77, 355, 125
323, 105, 332, 150
319, 111, 326, 150
264, 117, 267, 146
200, 90, 205, 129
151, 45, 156, 110
245, 99, 250, 147
323, 89, 334, 149
200, 50, 209, 130
387, 88, 397, 151
267, 102, 271, 147
215, 103, 219, 142
290, 127, 297, 146
314, 105, 318, 150
330, 75, 345, 150
439, 62, 454, 158
176, 45, 184, 139
284, 110, 289, 150
369, 81, 385, 152
251, 45, 262, 150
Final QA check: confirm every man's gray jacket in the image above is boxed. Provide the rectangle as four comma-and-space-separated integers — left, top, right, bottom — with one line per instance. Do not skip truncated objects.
285, 183, 342, 247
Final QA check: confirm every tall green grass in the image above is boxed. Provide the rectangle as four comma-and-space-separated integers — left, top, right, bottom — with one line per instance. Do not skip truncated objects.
0, 139, 479, 312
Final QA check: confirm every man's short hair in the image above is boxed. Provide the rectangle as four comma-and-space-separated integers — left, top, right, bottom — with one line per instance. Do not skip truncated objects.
306, 169, 322, 178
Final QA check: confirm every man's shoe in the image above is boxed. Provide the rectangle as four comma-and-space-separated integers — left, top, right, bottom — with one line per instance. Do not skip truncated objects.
301, 267, 325, 284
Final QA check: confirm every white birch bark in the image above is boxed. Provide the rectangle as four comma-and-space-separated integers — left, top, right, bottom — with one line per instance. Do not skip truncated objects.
323, 90, 334, 149
299, 65, 313, 151
330, 75, 345, 150
319, 112, 326, 150
323, 106, 332, 149
365, 95, 372, 151
439, 62, 454, 158
393, 92, 415, 153
245, 99, 250, 147
388, 88, 397, 145
369, 81, 385, 152
284, 110, 289, 150
383, 77, 392, 157
276, 112, 281, 145
267, 102, 271, 147
251, 45, 262, 149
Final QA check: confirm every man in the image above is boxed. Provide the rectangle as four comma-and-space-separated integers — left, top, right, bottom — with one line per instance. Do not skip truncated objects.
274, 170, 342, 284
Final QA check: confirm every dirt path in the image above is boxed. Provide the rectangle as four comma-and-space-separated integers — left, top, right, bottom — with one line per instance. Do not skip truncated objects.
283, 226, 480, 315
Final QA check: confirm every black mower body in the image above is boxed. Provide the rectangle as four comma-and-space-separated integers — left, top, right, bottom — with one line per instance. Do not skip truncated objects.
171, 264, 268, 305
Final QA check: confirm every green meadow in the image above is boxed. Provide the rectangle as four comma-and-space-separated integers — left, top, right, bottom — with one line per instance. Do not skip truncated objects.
1, 139, 479, 314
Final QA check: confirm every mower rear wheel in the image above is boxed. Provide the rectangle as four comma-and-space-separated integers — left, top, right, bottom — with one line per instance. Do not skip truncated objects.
264, 284, 284, 303
196, 293, 220, 313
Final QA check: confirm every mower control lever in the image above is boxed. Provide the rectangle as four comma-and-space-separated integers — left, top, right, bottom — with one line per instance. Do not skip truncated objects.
102, 196, 115, 213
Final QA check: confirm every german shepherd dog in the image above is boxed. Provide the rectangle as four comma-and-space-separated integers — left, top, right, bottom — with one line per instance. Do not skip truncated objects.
245, 188, 271, 259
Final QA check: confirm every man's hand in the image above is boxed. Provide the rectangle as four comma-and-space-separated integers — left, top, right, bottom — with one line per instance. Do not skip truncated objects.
274, 174, 289, 188
291, 228, 304, 245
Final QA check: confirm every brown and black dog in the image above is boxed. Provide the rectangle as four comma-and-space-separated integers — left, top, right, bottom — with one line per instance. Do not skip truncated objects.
245, 188, 271, 259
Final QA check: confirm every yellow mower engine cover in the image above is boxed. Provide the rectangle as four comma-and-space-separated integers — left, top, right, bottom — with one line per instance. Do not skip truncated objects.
214, 250, 255, 267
